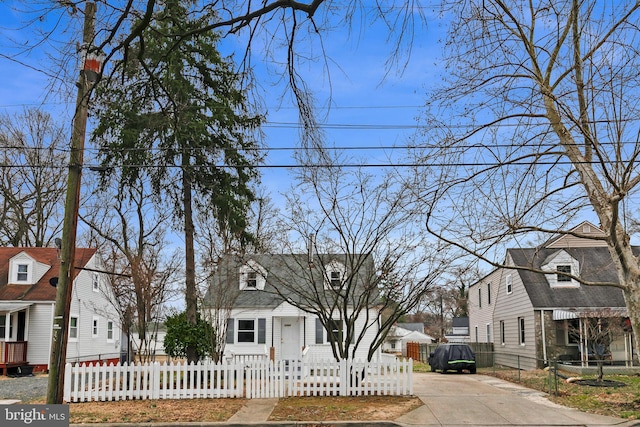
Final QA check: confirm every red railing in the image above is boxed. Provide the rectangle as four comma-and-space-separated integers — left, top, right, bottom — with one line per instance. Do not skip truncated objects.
0, 341, 28, 364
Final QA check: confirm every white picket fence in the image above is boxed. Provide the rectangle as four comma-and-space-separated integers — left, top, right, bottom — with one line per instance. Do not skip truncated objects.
64, 358, 413, 402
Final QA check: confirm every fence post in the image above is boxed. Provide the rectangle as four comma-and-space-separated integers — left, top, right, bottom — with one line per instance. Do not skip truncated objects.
553, 360, 559, 396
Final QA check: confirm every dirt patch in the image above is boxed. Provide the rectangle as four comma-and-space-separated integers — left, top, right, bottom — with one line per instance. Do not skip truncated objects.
67, 395, 422, 424
69, 398, 247, 423
269, 395, 423, 422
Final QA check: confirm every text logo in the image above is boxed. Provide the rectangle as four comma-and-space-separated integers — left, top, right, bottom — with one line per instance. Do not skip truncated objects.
2, 405, 68, 427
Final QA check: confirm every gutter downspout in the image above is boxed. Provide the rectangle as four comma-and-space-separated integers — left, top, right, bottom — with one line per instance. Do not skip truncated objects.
540, 310, 547, 365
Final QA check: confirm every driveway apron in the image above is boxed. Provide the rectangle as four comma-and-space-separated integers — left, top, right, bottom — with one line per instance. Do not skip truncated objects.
397, 373, 634, 426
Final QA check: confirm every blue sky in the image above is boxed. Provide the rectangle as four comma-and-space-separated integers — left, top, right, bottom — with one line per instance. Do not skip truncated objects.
0, 2, 443, 202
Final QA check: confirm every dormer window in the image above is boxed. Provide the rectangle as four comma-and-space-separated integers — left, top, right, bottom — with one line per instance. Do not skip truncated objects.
239, 260, 266, 290
330, 271, 341, 288
324, 260, 346, 289
10, 259, 34, 284
17, 264, 29, 282
556, 265, 572, 282
542, 250, 580, 288
246, 271, 258, 288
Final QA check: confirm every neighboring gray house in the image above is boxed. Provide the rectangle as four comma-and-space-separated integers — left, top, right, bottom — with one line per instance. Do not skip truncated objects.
469, 221, 636, 370
204, 254, 381, 362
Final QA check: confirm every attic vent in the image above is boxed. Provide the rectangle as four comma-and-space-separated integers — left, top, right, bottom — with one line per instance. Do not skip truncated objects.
582, 224, 591, 233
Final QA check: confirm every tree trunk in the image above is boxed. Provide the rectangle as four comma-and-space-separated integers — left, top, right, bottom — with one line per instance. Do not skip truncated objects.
623, 286, 640, 365
183, 152, 198, 363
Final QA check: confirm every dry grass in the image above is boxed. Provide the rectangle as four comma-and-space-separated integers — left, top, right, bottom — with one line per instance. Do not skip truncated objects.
483, 367, 640, 420
269, 395, 423, 422
69, 399, 246, 423
63, 395, 422, 423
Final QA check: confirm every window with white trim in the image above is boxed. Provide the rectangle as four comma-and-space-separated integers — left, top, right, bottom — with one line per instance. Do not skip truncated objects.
107, 320, 114, 342
69, 316, 79, 341
500, 320, 505, 345
0, 314, 13, 340
239, 261, 267, 290
556, 265, 572, 282
324, 260, 346, 289
17, 264, 29, 281
478, 287, 482, 308
92, 316, 99, 337
486, 323, 491, 343
542, 250, 580, 288
92, 273, 99, 292
505, 274, 513, 294
315, 318, 349, 344
229, 318, 266, 344
518, 317, 525, 345
487, 283, 491, 305
11, 259, 34, 284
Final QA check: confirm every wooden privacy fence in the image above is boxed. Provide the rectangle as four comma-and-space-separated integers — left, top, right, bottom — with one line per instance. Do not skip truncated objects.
64, 358, 413, 402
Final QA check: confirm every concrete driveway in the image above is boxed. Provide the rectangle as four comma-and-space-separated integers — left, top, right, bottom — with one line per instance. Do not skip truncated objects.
396, 372, 637, 426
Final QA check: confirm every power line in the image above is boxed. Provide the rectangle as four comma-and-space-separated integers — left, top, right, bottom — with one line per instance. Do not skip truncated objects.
1, 140, 637, 154
0, 159, 630, 170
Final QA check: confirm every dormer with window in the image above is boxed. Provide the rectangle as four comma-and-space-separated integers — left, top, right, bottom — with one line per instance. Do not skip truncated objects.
541, 250, 580, 288
239, 260, 267, 291
8, 254, 37, 285
324, 260, 346, 290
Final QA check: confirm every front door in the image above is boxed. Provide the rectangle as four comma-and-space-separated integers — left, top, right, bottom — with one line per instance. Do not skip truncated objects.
280, 317, 300, 361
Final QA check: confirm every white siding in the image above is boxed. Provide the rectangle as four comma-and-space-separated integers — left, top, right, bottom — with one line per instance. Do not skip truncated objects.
222, 303, 379, 361
25, 303, 55, 365
65, 253, 121, 363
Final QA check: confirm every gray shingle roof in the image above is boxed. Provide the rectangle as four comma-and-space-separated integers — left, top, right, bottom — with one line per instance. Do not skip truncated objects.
204, 253, 376, 309
507, 246, 637, 309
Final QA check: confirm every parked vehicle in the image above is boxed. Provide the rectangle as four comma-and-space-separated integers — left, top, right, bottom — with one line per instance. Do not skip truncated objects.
428, 344, 476, 374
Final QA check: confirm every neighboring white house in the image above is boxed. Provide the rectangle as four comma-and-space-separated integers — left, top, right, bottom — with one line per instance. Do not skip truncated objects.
446, 317, 470, 343
129, 322, 167, 361
469, 221, 636, 370
0, 247, 121, 374
382, 324, 434, 355
204, 254, 382, 362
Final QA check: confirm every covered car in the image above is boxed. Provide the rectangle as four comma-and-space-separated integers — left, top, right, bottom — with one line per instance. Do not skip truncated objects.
428, 343, 476, 374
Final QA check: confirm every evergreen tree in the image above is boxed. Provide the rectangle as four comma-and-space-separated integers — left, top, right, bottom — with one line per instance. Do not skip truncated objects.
92, 0, 263, 363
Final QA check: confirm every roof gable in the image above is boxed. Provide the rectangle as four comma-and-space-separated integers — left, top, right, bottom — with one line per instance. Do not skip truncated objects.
544, 221, 608, 249
0, 247, 97, 301
507, 246, 633, 309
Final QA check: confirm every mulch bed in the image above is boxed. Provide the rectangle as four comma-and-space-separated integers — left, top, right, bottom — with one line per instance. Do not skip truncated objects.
573, 379, 627, 387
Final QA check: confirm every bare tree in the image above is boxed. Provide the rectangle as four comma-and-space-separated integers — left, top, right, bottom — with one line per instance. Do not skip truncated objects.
411, 0, 640, 360
0, 109, 67, 247
268, 156, 458, 361
197, 188, 283, 362
81, 173, 181, 362
567, 310, 626, 382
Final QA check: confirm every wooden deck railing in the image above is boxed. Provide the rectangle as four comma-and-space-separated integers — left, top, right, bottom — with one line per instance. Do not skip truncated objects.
0, 341, 28, 364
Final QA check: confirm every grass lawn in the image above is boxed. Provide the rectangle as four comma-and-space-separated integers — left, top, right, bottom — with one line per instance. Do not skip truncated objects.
482, 367, 640, 421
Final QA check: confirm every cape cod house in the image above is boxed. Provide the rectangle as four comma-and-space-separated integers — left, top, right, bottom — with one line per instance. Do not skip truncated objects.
469, 221, 636, 370
204, 254, 381, 362
0, 247, 121, 374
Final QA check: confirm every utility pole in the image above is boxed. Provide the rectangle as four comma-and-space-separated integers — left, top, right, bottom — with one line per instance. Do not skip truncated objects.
47, 2, 98, 404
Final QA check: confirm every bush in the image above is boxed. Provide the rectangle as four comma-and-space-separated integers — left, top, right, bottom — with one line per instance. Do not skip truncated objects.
163, 311, 215, 360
